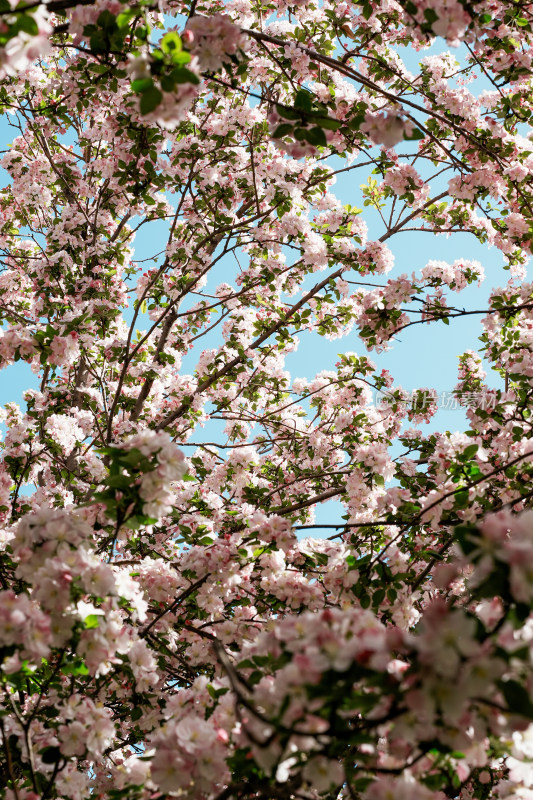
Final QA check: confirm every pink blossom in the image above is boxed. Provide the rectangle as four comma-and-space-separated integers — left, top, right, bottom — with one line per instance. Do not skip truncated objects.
361, 111, 414, 148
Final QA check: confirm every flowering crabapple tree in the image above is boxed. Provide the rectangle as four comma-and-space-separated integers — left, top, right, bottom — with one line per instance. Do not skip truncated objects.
3, 0, 533, 799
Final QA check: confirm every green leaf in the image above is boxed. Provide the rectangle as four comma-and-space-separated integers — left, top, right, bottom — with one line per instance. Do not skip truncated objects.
123, 514, 158, 530
462, 444, 479, 460
425, 549, 444, 560
105, 474, 132, 489
89, 30, 107, 54
312, 116, 340, 131
294, 89, 313, 112
454, 524, 478, 556
117, 9, 136, 28
131, 707, 143, 721
277, 105, 300, 121
132, 77, 154, 93
14, 14, 39, 36
62, 660, 89, 676
160, 74, 175, 93
97, 9, 116, 28
305, 126, 327, 147
372, 588, 385, 607
349, 113, 366, 130
404, 128, 425, 141
454, 489, 469, 509
140, 86, 163, 114
499, 680, 533, 719
172, 51, 192, 65
41, 746, 62, 764
272, 123, 294, 139
84, 614, 100, 629
170, 66, 200, 85
161, 32, 182, 56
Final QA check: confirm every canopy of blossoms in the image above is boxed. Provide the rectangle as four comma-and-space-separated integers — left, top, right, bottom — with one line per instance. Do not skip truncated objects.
2, 1, 533, 799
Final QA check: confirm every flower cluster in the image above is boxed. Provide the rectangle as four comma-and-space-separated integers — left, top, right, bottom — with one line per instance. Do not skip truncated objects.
361, 110, 414, 148
186, 14, 248, 72
121, 430, 188, 520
